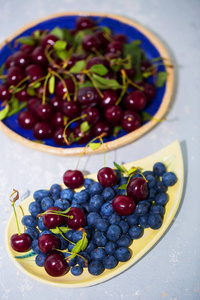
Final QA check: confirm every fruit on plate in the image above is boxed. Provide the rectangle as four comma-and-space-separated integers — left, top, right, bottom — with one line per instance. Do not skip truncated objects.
0, 16, 170, 147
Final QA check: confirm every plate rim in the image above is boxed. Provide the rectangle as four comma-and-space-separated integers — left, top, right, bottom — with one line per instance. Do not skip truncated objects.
5, 140, 184, 288
0, 12, 174, 156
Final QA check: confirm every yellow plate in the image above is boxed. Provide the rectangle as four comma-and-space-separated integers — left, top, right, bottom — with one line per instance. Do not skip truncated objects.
5, 140, 184, 287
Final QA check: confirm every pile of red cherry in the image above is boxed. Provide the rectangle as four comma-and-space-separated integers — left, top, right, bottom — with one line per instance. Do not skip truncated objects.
0, 16, 164, 146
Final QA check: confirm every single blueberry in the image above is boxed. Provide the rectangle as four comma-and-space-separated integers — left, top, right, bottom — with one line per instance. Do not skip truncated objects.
117, 234, 132, 248
155, 193, 168, 206
84, 178, 94, 188
60, 188, 74, 201
71, 202, 83, 210
139, 214, 150, 228
162, 172, 177, 187
134, 200, 150, 216
119, 177, 128, 186
112, 184, 119, 193
117, 189, 126, 196
63, 253, 77, 267
146, 175, 156, 189
68, 242, 75, 252
94, 218, 109, 232
31, 239, 43, 254
25, 227, 39, 240
38, 216, 48, 231
149, 188, 157, 199
105, 241, 118, 255
76, 251, 90, 268
54, 198, 70, 210
155, 181, 168, 193
29, 201, 43, 218
89, 194, 104, 212
100, 202, 114, 216
33, 189, 50, 202
88, 260, 104, 275
73, 190, 90, 204
50, 184, 62, 198
153, 162, 166, 177
72, 231, 83, 243
119, 220, 129, 234
22, 215, 37, 228
148, 213, 163, 229
85, 240, 97, 254
55, 234, 69, 250
41, 197, 54, 211
91, 248, 106, 261
81, 201, 90, 213
87, 212, 101, 227
103, 255, 118, 269
114, 247, 131, 262
88, 182, 104, 196
102, 187, 116, 201
143, 170, 154, 177
93, 231, 107, 247
107, 225, 121, 242
126, 214, 139, 227
150, 205, 165, 217
71, 265, 83, 276
35, 253, 47, 267
114, 169, 122, 182
65, 229, 75, 241
128, 225, 143, 239
108, 213, 121, 225
39, 230, 52, 238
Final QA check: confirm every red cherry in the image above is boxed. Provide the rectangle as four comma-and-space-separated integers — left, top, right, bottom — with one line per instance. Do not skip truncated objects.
65, 207, 86, 230
17, 111, 36, 129
33, 121, 53, 139
43, 207, 65, 229
53, 127, 71, 146
44, 251, 69, 277
10, 233, 32, 252
62, 101, 80, 119
92, 120, 111, 137
55, 79, 75, 98
97, 167, 118, 187
63, 170, 84, 189
112, 195, 136, 216
0, 84, 12, 101
123, 91, 146, 112
127, 177, 149, 202
75, 16, 95, 30
121, 110, 141, 132
73, 124, 92, 145
38, 234, 61, 254
41, 34, 59, 48
105, 105, 123, 125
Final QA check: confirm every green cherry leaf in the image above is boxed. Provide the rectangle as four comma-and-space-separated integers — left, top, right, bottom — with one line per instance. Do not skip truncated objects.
90, 64, 108, 76
50, 27, 64, 40
27, 86, 35, 96
0, 63, 5, 76
89, 142, 101, 150
77, 81, 93, 89
156, 71, 167, 87
50, 227, 70, 234
91, 74, 122, 90
127, 167, 138, 176
113, 162, 125, 173
48, 75, 55, 94
0, 104, 9, 121
101, 26, 111, 36
56, 49, 68, 61
113, 126, 122, 137
33, 30, 41, 39
31, 82, 41, 89
69, 60, 86, 74
7, 101, 27, 117
80, 121, 90, 133
118, 184, 128, 190
16, 37, 35, 45
53, 40, 67, 51
62, 28, 74, 43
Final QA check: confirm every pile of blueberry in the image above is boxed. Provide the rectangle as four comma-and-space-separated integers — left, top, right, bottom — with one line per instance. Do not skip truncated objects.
10, 161, 177, 277
0, 16, 167, 146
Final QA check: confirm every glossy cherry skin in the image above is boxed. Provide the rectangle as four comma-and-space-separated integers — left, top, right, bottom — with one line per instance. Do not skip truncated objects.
86, 56, 108, 70
65, 207, 86, 230
142, 82, 156, 103
97, 167, 118, 187
55, 79, 75, 98
106, 41, 122, 54
105, 105, 123, 125
52, 112, 64, 128
81, 106, 100, 125
53, 127, 72, 146
17, 111, 36, 129
31, 46, 48, 67
41, 34, 59, 48
112, 195, 136, 216
92, 120, 111, 137
127, 177, 149, 202
25, 64, 45, 83
38, 234, 61, 254
16, 87, 30, 102
19, 44, 35, 54
77, 87, 101, 107
27, 97, 41, 113
7, 66, 25, 86
95, 30, 110, 47
62, 101, 80, 119
82, 34, 101, 52
73, 124, 92, 145
50, 96, 63, 112
121, 110, 141, 132
10, 233, 32, 252
65, 54, 79, 71
100, 89, 118, 109
140, 60, 152, 72
33, 122, 53, 139
63, 170, 84, 189
0, 84, 11, 101
13, 51, 32, 68
35, 103, 53, 121
112, 33, 127, 44
43, 207, 65, 229
44, 251, 69, 277
75, 16, 95, 30
123, 91, 146, 112
5, 55, 15, 69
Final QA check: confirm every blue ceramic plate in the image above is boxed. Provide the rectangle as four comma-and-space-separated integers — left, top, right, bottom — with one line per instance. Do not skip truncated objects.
0, 12, 174, 155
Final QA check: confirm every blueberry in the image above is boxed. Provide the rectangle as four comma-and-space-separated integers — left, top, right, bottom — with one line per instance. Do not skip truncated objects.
155, 193, 168, 206
91, 248, 106, 261
139, 214, 150, 228
135, 200, 150, 216
89, 194, 104, 212
22, 215, 37, 228
131, 173, 142, 179
35, 253, 47, 267
102, 187, 116, 201
119, 220, 129, 234
114, 247, 131, 262
153, 162, 166, 177
117, 189, 126, 196
33, 189, 50, 202
128, 225, 143, 239
85, 240, 97, 254
146, 175, 156, 189
88, 182, 104, 196
60, 188, 74, 201
72, 231, 83, 243
108, 213, 121, 225
154, 181, 168, 193
143, 170, 154, 177
119, 177, 128, 186
94, 218, 109, 231
105, 241, 118, 255
88, 260, 104, 275
149, 188, 157, 199
117, 234, 132, 247
31, 239, 43, 254
50, 184, 62, 199
76, 251, 90, 268
65, 229, 75, 241
112, 184, 119, 193
107, 225, 121, 242
54, 198, 70, 210
93, 231, 107, 247
114, 169, 122, 182
103, 255, 118, 269
68, 242, 75, 252
25, 227, 39, 240
83, 178, 94, 188
87, 212, 101, 227
148, 213, 162, 229
39, 230, 52, 238
71, 202, 83, 210
81, 201, 90, 212
100, 202, 114, 216
41, 196, 54, 211
63, 253, 77, 267
38, 217, 48, 231
162, 172, 177, 187
56, 234, 69, 250
29, 201, 42, 217
126, 214, 139, 226
73, 190, 90, 204
150, 205, 165, 217
71, 265, 83, 276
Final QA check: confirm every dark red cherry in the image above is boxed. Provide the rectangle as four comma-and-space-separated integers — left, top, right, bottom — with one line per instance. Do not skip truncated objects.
41, 34, 59, 48
75, 16, 95, 30
43, 207, 65, 229
35, 103, 53, 121
142, 82, 156, 103
5, 55, 15, 69
121, 110, 141, 132
82, 34, 101, 52
25, 64, 45, 83
53, 127, 72, 146
77, 87, 101, 107
86, 56, 108, 70
13, 51, 32, 68
0, 84, 11, 101
65, 207, 86, 230
112, 33, 127, 44
97, 167, 118, 187
81, 106, 100, 125
35, 83, 50, 98
44, 251, 69, 277
63, 170, 84, 189
65, 54, 80, 71
52, 112, 64, 128
16, 87, 30, 102
62, 101, 80, 119
92, 120, 111, 137
7, 66, 25, 86
73, 124, 92, 144
31, 46, 48, 67
17, 111, 36, 129
140, 60, 152, 72
55, 78, 75, 98
100, 89, 117, 109
27, 97, 41, 113
33, 121, 53, 139
123, 66, 135, 79
95, 30, 110, 46
123, 91, 146, 112
50, 96, 63, 112
38, 234, 61, 254
112, 195, 136, 216
105, 105, 123, 125
19, 44, 35, 54
10, 233, 32, 252
106, 41, 122, 54
127, 177, 149, 202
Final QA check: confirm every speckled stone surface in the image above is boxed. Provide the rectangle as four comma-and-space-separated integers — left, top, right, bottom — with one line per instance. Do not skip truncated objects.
0, 0, 200, 299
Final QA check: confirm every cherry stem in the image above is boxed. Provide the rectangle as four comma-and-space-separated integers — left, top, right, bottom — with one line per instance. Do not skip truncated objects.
84, 70, 104, 98
63, 114, 87, 146
10, 76, 30, 94
56, 227, 75, 245
42, 72, 50, 105
127, 79, 144, 91
29, 76, 47, 87
44, 46, 60, 70
50, 70, 70, 101
62, 71, 78, 101
10, 189, 21, 235
115, 69, 128, 106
